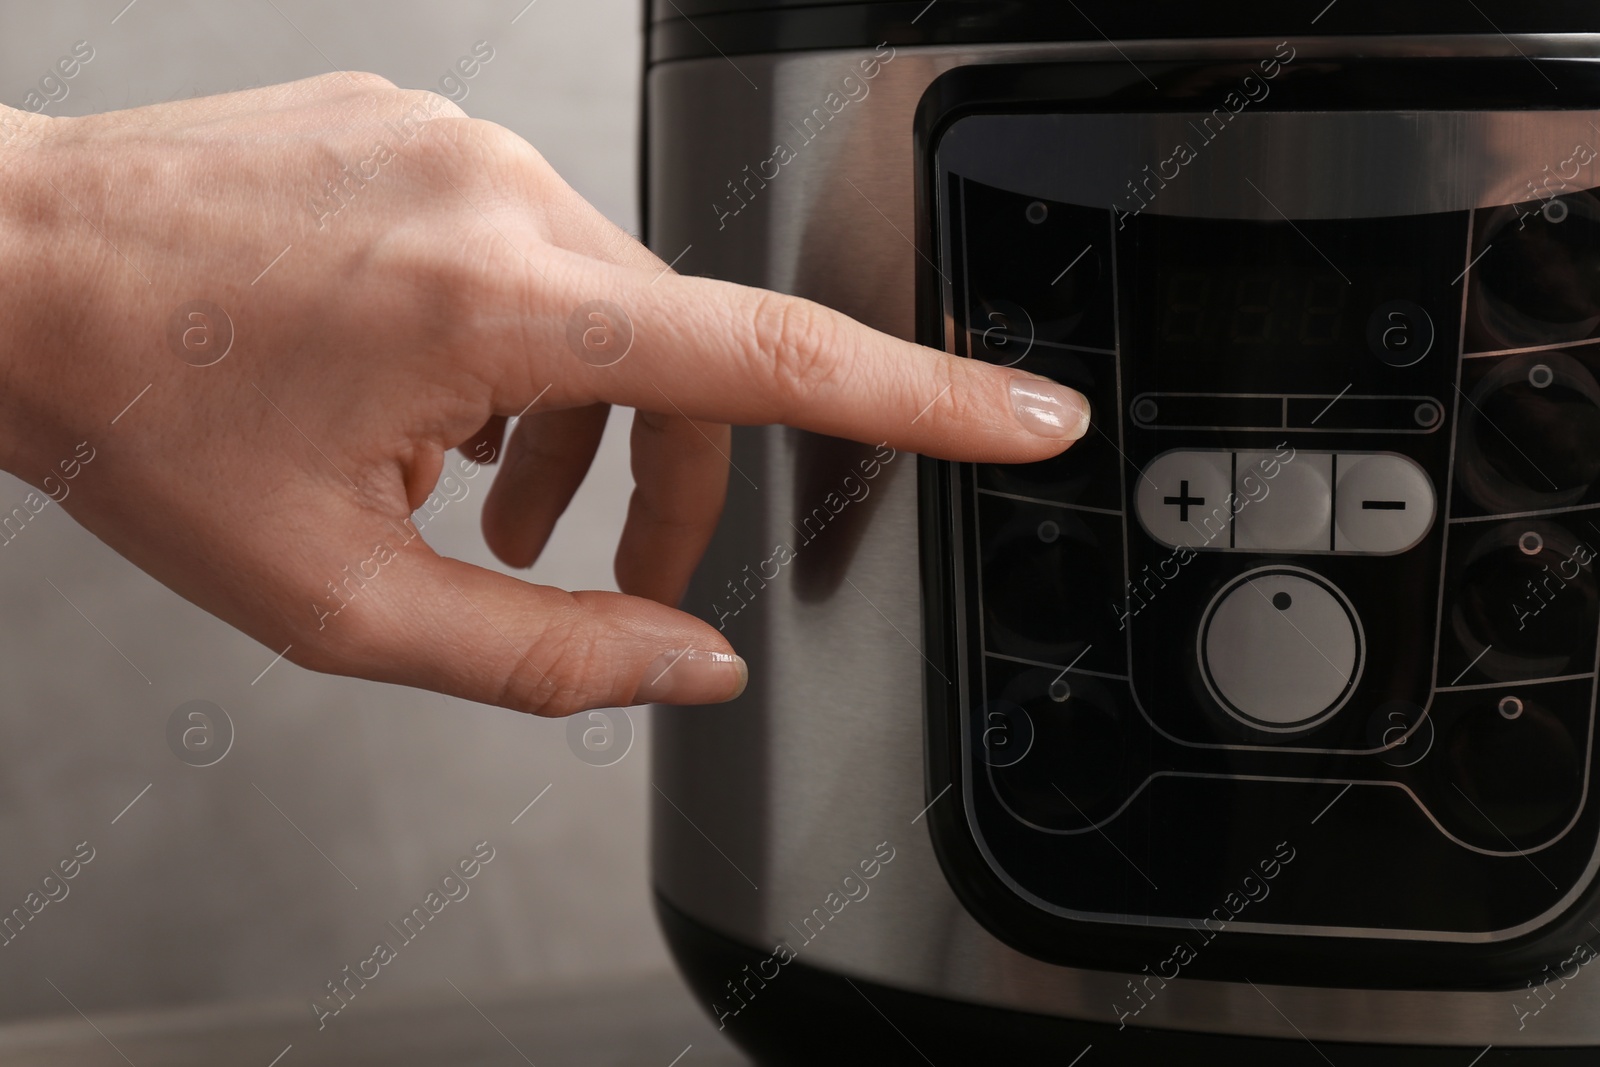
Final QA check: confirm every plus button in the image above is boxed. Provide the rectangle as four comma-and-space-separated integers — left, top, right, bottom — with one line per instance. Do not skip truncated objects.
1136, 452, 1233, 549
1163, 480, 1206, 523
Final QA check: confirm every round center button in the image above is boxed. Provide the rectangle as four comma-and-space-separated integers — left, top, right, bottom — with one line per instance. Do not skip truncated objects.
1199, 567, 1364, 732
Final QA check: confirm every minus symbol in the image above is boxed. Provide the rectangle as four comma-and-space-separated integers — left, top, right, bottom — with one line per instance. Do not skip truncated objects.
1361, 500, 1406, 511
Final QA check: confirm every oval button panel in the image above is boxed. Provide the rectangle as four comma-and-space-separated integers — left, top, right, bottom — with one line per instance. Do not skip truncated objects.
1134, 449, 1436, 555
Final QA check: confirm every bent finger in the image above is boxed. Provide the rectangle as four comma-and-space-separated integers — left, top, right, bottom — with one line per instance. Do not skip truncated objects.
481, 403, 610, 569
614, 409, 730, 607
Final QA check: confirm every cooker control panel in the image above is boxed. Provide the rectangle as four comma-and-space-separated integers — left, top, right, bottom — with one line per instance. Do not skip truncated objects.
926, 108, 1600, 958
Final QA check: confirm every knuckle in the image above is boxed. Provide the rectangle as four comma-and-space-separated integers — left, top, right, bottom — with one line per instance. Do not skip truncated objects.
752, 294, 846, 406
495, 604, 607, 717
396, 86, 468, 122
386, 88, 467, 135
331, 70, 396, 93
461, 118, 546, 169
446, 120, 559, 206
932, 359, 976, 424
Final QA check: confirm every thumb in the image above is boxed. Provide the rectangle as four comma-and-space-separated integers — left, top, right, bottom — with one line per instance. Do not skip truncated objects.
309, 550, 746, 716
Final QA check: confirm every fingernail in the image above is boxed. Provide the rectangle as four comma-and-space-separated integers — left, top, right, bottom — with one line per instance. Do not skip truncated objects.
1010, 376, 1090, 440
634, 649, 748, 705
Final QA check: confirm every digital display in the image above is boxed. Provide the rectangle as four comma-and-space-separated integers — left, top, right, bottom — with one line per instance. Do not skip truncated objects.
1124, 210, 1468, 392
1158, 268, 1348, 348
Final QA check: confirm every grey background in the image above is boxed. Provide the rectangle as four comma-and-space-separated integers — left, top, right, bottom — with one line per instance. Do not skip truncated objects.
0, 0, 674, 1028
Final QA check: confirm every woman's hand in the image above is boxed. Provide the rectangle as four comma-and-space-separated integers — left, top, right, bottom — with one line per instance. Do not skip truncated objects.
0, 74, 1089, 716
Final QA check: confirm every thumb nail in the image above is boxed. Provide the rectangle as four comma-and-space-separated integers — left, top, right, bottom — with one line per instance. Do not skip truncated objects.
634, 649, 748, 705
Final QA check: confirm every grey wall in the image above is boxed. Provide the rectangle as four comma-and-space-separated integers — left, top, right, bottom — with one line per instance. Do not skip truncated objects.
0, 0, 663, 1022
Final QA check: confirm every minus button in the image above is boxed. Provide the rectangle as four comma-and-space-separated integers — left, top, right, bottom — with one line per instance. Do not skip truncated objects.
1334, 453, 1437, 554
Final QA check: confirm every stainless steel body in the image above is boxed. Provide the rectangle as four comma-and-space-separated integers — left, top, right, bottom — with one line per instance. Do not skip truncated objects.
649, 34, 1600, 1046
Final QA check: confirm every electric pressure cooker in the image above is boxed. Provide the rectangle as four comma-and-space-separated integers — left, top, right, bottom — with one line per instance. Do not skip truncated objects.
646, 4, 1600, 1062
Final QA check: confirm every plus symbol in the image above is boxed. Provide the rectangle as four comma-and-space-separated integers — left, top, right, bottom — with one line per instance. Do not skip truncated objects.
1164, 480, 1205, 522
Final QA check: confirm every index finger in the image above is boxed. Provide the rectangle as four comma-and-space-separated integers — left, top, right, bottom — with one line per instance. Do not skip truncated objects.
522, 258, 1091, 463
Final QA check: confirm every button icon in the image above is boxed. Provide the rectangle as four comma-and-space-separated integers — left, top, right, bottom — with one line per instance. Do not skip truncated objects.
1334, 453, 1436, 553
1200, 568, 1363, 732
1165, 481, 1205, 521
1135, 451, 1232, 549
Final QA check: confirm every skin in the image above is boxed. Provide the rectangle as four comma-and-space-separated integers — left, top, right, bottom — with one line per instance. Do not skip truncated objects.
0, 74, 1088, 716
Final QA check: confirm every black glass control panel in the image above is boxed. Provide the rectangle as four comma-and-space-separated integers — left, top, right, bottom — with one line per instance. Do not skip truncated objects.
921, 100, 1600, 982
